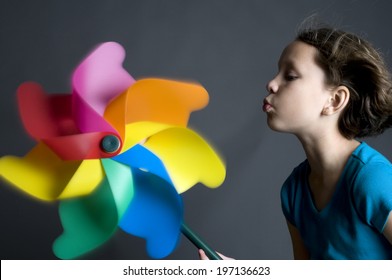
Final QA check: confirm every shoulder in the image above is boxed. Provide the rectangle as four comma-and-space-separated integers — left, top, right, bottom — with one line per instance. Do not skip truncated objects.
350, 143, 392, 232
351, 142, 392, 191
351, 142, 391, 167
281, 159, 308, 198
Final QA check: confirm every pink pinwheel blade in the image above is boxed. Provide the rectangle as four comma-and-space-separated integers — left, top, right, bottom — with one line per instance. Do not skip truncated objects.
72, 93, 117, 134
72, 42, 135, 133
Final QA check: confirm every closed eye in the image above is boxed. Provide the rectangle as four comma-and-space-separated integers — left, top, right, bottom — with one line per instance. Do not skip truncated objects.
285, 74, 298, 81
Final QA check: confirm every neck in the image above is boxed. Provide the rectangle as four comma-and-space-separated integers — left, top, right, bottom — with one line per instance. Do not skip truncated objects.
297, 131, 360, 178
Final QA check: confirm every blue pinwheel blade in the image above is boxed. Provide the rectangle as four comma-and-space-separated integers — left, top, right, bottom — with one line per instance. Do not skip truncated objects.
119, 168, 183, 259
112, 144, 172, 184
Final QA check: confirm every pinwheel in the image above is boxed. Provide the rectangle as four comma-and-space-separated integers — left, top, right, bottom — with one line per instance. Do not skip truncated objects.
0, 42, 225, 260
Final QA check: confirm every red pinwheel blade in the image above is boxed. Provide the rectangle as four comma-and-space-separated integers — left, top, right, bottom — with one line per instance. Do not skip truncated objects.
17, 82, 78, 139
17, 81, 122, 160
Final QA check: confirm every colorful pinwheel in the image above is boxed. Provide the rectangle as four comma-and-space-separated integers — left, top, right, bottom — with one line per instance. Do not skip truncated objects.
0, 42, 225, 259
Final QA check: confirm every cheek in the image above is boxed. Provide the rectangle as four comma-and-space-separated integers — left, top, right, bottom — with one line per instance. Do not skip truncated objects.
280, 85, 326, 117
276, 96, 307, 118
266, 95, 323, 131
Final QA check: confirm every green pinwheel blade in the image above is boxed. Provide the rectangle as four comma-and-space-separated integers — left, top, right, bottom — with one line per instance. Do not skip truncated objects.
53, 159, 134, 259
101, 159, 134, 218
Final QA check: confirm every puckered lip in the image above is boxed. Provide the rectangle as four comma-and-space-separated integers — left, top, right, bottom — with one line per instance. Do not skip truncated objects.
262, 98, 273, 112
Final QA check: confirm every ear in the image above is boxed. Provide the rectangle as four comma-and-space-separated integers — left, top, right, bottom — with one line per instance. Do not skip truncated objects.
322, 86, 350, 115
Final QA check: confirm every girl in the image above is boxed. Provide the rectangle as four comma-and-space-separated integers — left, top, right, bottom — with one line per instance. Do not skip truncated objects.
201, 25, 392, 259
267, 26, 392, 259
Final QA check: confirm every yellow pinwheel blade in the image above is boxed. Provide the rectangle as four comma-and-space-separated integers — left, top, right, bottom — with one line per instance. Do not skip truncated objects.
121, 121, 174, 152
143, 127, 226, 193
0, 142, 104, 201
57, 159, 104, 200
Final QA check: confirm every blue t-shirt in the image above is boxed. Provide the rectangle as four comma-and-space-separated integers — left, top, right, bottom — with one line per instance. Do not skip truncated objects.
281, 142, 392, 259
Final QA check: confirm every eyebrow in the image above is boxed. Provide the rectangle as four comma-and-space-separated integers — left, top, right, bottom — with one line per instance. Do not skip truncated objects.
278, 58, 298, 72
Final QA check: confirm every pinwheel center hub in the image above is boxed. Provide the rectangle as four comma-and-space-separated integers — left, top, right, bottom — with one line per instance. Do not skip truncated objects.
101, 135, 121, 154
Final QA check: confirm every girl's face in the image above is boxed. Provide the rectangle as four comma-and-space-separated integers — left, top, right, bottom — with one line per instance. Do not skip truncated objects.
264, 41, 332, 137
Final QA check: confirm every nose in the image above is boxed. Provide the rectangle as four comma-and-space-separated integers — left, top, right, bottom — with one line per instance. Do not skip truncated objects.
266, 78, 278, 94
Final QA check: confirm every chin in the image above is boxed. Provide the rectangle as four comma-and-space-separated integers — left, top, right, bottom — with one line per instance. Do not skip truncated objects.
266, 118, 286, 132
266, 113, 299, 134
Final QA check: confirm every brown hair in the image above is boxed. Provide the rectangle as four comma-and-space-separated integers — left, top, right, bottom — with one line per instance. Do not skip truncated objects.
296, 27, 392, 138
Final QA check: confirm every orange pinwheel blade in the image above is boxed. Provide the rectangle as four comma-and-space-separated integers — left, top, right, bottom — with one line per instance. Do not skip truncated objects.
104, 78, 209, 140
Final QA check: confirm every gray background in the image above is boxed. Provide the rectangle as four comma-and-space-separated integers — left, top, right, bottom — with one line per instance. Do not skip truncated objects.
1, 0, 391, 260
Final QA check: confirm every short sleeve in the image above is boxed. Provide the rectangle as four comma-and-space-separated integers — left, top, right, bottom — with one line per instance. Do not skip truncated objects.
280, 177, 295, 225
281, 168, 300, 227
352, 162, 392, 233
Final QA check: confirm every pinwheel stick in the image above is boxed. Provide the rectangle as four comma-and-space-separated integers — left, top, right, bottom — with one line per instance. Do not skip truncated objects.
181, 222, 222, 260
